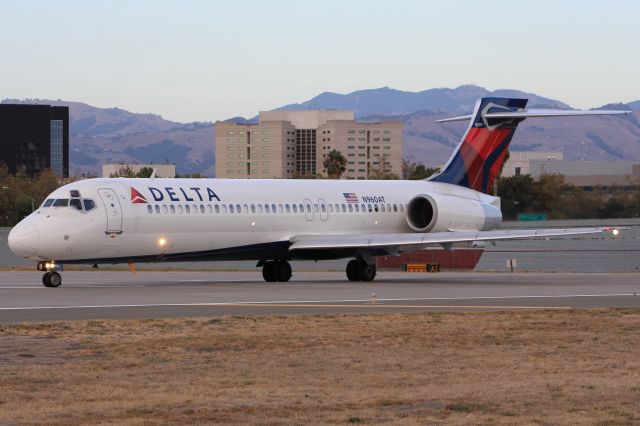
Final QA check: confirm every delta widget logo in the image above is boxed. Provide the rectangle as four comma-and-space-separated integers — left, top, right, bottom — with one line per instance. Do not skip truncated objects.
131, 187, 148, 204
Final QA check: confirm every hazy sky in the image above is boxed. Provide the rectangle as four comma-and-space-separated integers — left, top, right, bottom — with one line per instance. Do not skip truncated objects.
1, 0, 638, 122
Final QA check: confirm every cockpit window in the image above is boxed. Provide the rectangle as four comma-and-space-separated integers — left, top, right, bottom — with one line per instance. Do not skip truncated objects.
83, 199, 96, 211
43, 199, 54, 207
70, 199, 82, 211
70, 190, 81, 198
52, 199, 69, 207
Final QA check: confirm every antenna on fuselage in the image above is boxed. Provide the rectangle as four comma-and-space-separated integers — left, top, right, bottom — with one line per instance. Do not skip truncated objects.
150, 168, 157, 179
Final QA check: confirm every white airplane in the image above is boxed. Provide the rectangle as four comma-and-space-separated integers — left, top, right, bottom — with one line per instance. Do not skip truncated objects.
8, 97, 629, 287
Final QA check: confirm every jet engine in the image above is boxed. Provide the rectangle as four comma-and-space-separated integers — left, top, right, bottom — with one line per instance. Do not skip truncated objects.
406, 193, 501, 233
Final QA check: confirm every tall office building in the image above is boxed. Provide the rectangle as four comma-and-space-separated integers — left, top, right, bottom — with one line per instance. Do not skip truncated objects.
0, 104, 69, 177
215, 110, 402, 179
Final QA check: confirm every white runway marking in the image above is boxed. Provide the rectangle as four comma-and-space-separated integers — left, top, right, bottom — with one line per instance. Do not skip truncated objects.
0, 293, 635, 311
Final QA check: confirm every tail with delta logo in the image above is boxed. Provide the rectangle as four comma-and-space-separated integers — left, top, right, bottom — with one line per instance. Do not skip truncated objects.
428, 97, 629, 194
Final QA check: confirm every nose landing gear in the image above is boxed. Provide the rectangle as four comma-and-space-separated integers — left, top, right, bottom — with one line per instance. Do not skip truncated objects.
37, 261, 63, 288
42, 271, 62, 288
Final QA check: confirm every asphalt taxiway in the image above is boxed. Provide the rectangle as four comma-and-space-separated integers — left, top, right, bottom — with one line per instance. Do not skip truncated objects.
0, 270, 639, 322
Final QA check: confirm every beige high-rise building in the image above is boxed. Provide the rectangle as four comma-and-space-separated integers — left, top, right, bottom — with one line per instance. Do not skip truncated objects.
215, 110, 403, 179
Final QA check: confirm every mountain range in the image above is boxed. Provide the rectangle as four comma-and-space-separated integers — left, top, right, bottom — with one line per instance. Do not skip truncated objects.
3, 85, 640, 176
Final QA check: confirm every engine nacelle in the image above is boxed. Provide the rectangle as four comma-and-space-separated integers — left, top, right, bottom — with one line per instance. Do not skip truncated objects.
406, 193, 501, 233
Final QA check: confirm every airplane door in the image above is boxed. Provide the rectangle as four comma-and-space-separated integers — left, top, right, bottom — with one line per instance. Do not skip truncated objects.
98, 188, 123, 234
303, 198, 314, 221
318, 198, 329, 221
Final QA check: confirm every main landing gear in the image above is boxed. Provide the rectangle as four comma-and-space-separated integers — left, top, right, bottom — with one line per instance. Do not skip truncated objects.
42, 271, 62, 288
262, 260, 292, 282
346, 259, 376, 282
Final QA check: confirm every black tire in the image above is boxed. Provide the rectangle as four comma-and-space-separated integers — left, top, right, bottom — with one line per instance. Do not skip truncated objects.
359, 263, 376, 282
346, 260, 360, 281
262, 261, 276, 282
275, 261, 292, 282
42, 272, 52, 287
48, 272, 62, 287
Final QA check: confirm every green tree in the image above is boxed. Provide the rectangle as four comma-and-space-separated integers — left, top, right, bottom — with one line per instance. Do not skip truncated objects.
110, 166, 154, 178
496, 174, 535, 219
402, 159, 439, 180
322, 149, 347, 179
368, 163, 400, 180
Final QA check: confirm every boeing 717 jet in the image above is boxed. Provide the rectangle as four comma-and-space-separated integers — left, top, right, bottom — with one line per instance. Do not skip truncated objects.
8, 97, 629, 287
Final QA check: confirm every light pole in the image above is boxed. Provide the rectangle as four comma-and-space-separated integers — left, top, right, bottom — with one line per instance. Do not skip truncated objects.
1, 186, 36, 212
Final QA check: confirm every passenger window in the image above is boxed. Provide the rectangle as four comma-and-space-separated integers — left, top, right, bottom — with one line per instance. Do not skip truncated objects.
83, 199, 96, 211
400, 204, 405, 212
185, 205, 191, 213
355, 204, 360, 212
393, 204, 398, 212
251, 204, 256, 213
200, 204, 205, 213
334, 204, 340, 212
178, 205, 184, 214
271, 204, 276, 213
229, 204, 235, 213
206, 205, 212, 213
278, 204, 283, 213
321, 204, 326, 213
53, 199, 69, 207
380, 204, 385, 212
342, 204, 347, 212
386, 203, 391, 212
192, 204, 198, 213
70, 199, 82, 211
43, 199, 54, 207
258, 204, 263, 213
162, 205, 168, 214
155, 205, 160, 214
374, 204, 378, 212
221, 205, 228, 213
147, 205, 153, 214
285, 204, 290, 213
306, 204, 311, 213
328, 204, 333, 213
299, 204, 304, 212
236, 204, 241, 213
243, 204, 249, 213
292, 204, 297, 213
348, 204, 353, 212
215, 204, 220, 213
313, 204, 319, 213
170, 205, 176, 214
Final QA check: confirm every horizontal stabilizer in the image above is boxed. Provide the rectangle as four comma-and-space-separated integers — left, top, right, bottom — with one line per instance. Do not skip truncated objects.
436, 108, 631, 123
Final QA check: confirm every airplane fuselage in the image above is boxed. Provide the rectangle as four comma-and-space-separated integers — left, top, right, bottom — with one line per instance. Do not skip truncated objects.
8, 177, 501, 264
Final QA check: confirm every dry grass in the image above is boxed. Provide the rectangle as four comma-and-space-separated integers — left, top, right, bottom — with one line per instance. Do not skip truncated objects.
1, 310, 640, 425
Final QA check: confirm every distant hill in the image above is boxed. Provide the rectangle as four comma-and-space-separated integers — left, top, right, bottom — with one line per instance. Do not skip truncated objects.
2, 99, 215, 177
3, 88, 639, 176
276, 84, 571, 117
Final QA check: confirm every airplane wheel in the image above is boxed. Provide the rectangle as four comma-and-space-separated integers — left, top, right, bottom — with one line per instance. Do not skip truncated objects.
346, 260, 360, 281
262, 261, 276, 282
359, 263, 376, 282
275, 261, 292, 282
42, 272, 51, 287
48, 272, 62, 287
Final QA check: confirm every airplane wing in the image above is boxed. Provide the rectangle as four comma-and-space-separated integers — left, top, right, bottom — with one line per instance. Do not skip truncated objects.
289, 227, 617, 253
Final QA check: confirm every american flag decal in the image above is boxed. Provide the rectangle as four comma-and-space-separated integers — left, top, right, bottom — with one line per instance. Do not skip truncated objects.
343, 192, 359, 203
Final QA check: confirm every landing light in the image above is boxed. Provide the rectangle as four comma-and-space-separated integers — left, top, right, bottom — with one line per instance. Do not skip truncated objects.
612, 228, 620, 236
158, 237, 167, 247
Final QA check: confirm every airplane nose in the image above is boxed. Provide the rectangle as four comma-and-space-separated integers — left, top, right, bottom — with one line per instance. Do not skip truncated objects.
8, 219, 40, 258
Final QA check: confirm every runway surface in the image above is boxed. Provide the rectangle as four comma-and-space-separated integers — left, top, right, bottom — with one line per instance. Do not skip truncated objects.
1, 270, 639, 322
